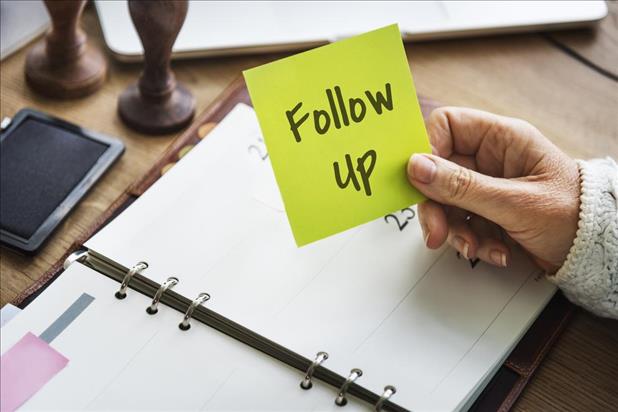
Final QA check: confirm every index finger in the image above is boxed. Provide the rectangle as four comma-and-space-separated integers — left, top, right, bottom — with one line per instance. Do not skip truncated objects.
426, 107, 516, 158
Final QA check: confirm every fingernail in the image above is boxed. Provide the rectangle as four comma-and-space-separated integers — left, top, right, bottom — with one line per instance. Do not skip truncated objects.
453, 236, 469, 260
409, 154, 436, 184
490, 250, 507, 267
423, 231, 431, 247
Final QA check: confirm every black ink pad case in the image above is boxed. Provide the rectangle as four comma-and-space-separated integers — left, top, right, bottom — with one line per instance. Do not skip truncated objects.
0, 108, 124, 254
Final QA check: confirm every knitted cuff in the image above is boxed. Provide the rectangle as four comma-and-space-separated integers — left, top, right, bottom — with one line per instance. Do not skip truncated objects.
549, 157, 618, 319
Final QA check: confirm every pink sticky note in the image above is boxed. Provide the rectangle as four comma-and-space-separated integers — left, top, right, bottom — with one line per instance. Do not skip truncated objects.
1, 332, 68, 412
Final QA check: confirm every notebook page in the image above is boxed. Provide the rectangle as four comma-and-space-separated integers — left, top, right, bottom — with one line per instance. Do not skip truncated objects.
86, 104, 556, 410
1, 263, 368, 411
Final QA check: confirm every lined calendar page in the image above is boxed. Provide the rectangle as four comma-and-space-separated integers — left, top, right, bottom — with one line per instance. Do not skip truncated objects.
1, 264, 363, 411
86, 104, 556, 410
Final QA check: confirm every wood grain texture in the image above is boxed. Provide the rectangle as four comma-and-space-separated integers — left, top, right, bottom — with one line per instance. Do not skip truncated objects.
0, 7, 266, 305
546, 1, 618, 79
405, 35, 618, 160
514, 310, 618, 412
1, 5, 616, 411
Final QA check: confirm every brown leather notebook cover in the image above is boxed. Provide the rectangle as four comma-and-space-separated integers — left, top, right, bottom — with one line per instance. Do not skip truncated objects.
13, 76, 574, 412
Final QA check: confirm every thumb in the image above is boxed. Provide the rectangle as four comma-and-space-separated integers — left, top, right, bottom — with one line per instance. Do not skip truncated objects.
407, 153, 522, 226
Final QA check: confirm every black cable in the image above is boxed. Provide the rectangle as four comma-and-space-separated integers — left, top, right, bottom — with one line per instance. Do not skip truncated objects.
542, 33, 618, 83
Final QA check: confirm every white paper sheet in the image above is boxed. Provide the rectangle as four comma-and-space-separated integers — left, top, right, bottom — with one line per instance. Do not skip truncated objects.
0, 303, 21, 328
83, 103, 556, 411
0, 264, 368, 411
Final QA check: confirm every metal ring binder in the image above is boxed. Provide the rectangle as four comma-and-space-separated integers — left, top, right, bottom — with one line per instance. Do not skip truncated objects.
146, 277, 179, 314
179, 292, 210, 330
63, 249, 89, 270
65, 250, 409, 412
115, 261, 148, 299
300, 351, 329, 390
374, 385, 396, 411
335, 368, 363, 406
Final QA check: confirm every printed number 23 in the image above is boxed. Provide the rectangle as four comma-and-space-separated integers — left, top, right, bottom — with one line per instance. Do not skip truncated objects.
384, 208, 416, 231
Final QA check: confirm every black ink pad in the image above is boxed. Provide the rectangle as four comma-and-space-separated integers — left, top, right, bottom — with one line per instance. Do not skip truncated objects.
0, 109, 124, 253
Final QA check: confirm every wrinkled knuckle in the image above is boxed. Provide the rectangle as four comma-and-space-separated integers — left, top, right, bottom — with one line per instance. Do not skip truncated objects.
448, 167, 474, 200
427, 108, 446, 125
427, 109, 451, 144
482, 120, 509, 146
511, 118, 541, 138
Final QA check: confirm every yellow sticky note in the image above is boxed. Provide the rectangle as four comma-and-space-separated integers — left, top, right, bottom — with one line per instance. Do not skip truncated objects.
244, 24, 430, 246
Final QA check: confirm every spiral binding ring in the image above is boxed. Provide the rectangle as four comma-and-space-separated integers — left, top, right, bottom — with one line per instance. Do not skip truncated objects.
178, 292, 210, 330
63, 249, 89, 270
335, 368, 363, 406
146, 277, 179, 314
115, 261, 148, 299
300, 351, 329, 390
374, 385, 396, 412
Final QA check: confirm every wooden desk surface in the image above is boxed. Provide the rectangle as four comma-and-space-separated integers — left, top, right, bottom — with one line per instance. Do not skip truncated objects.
1, 5, 616, 411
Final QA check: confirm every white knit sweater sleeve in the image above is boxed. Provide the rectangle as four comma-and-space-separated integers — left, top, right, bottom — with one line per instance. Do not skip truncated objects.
549, 157, 618, 319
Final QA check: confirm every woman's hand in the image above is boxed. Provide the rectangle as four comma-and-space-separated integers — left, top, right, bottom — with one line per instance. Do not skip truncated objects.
407, 107, 580, 273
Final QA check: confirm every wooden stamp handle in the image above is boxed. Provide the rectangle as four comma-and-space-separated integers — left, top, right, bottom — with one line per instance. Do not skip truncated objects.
43, 0, 87, 63
129, 0, 188, 100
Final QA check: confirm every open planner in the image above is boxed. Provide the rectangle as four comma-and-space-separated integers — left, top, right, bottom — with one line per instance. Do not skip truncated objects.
1, 101, 559, 411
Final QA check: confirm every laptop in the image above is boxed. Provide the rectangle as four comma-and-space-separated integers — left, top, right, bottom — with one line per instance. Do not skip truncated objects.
0, 0, 49, 60
95, 0, 607, 62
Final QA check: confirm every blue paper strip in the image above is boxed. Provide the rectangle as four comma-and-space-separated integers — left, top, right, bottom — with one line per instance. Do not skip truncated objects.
39, 293, 94, 343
